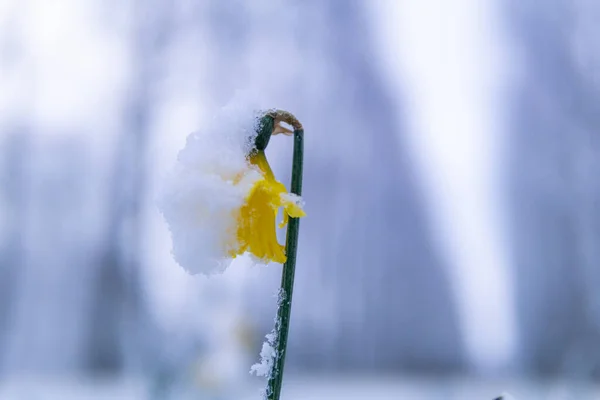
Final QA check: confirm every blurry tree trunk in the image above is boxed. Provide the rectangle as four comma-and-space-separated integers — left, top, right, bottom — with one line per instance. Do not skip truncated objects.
505, 0, 600, 377
0, 131, 30, 373
84, 0, 173, 375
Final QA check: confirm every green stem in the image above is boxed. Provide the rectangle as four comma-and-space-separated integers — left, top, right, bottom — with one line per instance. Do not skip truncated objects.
266, 128, 304, 400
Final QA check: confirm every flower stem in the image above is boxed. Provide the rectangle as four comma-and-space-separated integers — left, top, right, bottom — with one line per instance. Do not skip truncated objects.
266, 127, 304, 400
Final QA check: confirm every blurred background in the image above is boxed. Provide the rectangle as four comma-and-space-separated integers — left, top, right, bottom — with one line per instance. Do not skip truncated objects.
1, 0, 600, 398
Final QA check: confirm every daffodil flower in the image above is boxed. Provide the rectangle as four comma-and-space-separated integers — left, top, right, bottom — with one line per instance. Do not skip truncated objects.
159, 105, 306, 275
159, 105, 305, 400
230, 141, 306, 263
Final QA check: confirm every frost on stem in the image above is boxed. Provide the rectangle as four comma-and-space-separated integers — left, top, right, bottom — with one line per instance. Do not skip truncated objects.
250, 289, 287, 397
249, 331, 278, 378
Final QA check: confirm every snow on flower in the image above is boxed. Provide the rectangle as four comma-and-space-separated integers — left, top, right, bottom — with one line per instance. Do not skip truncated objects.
158, 101, 306, 275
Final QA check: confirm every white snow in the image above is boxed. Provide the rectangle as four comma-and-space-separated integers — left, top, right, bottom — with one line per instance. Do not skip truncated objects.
280, 193, 305, 209
3, 376, 599, 400
157, 99, 265, 275
249, 332, 277, 378
250, 290, 286, 380
249, 289, 291, 400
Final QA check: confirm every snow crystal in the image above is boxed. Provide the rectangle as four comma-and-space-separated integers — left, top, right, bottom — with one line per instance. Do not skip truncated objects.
249, 332, 277, 378
280, 192, 305, 208
157, 98, 265, 275
250, 289, 286, 380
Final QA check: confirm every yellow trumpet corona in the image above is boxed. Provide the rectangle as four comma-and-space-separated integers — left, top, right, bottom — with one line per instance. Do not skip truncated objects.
230, 150, 306, 263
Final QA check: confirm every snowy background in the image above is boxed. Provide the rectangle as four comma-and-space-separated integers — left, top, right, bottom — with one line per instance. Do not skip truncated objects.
1, 0, 600, 399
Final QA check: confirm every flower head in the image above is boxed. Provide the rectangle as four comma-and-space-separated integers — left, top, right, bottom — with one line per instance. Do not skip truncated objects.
158, 104, 306, 275
230, 149, 306, 264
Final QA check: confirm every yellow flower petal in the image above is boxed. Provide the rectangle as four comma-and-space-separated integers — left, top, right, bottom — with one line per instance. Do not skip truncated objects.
229, 150, 306, 263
